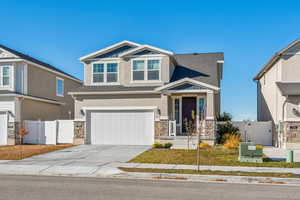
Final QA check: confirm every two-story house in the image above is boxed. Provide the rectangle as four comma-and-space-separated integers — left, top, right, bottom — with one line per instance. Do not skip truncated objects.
254, 38, 300, 149
70, 40, 224, 145
0, 45, 82, 145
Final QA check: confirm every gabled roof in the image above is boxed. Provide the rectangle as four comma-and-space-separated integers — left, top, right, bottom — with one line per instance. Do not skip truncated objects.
80, 40, 141, 62
119, 44, 173, 57
172, 53, 224, 87
253, 37, 300, 80
155, 78, 220, 92
0, 44, 81, 83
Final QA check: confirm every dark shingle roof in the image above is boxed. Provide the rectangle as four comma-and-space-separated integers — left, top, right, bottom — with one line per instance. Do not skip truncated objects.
70, 85, 158, 93
0, 44, 81, 82
171, 53, 224, 87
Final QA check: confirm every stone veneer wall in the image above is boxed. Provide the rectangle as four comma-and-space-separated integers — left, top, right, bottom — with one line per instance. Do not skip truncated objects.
200, 120, 216, 140
7, 122, 20, 145
284, 121, 300, 143
155, 120, 169, 138
73, 121, 85, 145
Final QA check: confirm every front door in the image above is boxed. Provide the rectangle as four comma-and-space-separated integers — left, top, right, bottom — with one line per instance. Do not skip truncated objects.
181, 97, 197, 133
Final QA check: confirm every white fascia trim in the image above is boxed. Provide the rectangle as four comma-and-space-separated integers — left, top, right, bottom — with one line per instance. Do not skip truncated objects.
284, 118, 300, 122
217, 60, 224, 64
0, 58, 23, 63
155, 78, 220, 92
163, 89, 212, 95
82, 106, 158, 111
119, 45, 174, 57
69, 90, 160, 95
80, 40, 141, 61
0, 94, 65, 105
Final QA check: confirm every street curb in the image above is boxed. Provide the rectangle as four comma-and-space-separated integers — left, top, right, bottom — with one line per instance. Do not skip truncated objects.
113, 171, 300, 186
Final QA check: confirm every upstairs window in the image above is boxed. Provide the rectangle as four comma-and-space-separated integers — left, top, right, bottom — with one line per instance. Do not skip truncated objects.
56, 77, 64, 96
1, 66, 10, 86
132, 59, 160, 81
93, 64, 104, 83
132, 60, 145, 81
92, 63, 118, 84
147, 60, 160, 80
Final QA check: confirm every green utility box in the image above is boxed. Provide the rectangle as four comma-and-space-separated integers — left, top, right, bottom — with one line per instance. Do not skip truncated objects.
286, 150, 294, 163
239, 142, 263, 163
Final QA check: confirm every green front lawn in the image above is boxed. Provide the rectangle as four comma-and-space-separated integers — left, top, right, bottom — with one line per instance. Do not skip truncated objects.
129, 148, 300, 168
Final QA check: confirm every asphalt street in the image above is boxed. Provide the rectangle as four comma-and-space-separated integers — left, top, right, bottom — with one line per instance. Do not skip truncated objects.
0, 175, 299, 200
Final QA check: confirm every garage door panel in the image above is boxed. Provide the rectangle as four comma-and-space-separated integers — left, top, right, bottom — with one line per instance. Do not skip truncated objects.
90, 110, 154, 145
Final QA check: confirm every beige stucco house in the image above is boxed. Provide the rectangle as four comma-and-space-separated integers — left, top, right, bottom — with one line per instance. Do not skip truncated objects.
70, 40, 224, 145
0, 45, 82, 145
254, 38, 300, 149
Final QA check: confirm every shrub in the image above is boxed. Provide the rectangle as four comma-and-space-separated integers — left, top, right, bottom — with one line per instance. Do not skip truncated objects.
223, 134, 241, 149
217, 112, 232, 121
152, 142, 164, 148
152, 142, 173, 149
199, 142, 212, 149
164, 142, 173, 149
217, 122, 239, 144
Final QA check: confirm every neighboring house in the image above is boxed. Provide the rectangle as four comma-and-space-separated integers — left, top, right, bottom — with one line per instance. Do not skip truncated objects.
0, 45, 82, 145
254, 38, 300, 149
70, 40, 224, 145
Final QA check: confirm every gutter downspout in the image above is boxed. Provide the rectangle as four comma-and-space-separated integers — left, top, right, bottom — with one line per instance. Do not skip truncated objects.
281, 95, 288, 149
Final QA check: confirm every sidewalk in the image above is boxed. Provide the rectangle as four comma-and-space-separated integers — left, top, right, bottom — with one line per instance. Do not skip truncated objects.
1, 162, 300, 185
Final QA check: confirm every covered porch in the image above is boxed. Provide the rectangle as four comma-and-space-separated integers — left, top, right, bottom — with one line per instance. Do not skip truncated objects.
156, 78, 220, 140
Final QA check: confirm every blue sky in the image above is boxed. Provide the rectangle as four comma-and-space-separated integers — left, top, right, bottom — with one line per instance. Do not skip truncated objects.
0, 0, 300, 120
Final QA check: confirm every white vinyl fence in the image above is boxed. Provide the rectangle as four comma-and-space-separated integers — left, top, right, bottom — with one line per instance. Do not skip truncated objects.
57, 120, 74, 144
231, 121, 273, 146
23, 120, 74, 145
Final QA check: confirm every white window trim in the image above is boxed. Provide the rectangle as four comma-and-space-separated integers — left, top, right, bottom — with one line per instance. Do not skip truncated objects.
56, 77, 64, 97
0, 65, 13, 90
91, 61, 120, 85
131, 57, 162, 83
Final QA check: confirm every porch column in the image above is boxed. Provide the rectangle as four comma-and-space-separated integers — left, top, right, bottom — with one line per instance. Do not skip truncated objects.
160, 94, 169, 119
206, 90, 215, 120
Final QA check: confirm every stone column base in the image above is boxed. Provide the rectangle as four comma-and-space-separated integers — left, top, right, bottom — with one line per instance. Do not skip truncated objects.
7, 122, 20, 145
74, 121, 85, 145
155, 120, 169, 138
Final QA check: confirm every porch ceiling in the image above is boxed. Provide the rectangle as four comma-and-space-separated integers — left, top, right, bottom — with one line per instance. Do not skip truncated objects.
276, 81, 300, 96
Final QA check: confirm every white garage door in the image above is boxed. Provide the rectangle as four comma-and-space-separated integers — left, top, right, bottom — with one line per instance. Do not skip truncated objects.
0, 113, 8, 145
90, 110, 154, 145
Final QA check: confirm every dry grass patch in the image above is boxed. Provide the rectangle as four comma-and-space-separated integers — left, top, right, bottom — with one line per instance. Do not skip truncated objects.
129, 148, 300, 168
0, 144, 74, 160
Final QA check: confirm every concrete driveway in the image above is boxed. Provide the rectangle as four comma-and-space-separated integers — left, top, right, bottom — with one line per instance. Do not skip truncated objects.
8, 145, 149, 167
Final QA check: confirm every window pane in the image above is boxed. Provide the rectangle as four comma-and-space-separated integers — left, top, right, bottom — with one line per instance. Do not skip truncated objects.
133, 71, 144, 81
107, 63, 118, 72
93, 73, 104, 83
107, 73, 117, 82
93, 64, 104, 73
175, 99, 180, 124
56, 79, 63, 95
2, 77, 9, 86
2, 67, 9, 76
199, 98, 205, 119
133, 60, 144, 70
148, 60, 159, 70
148, 70, 159, 80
